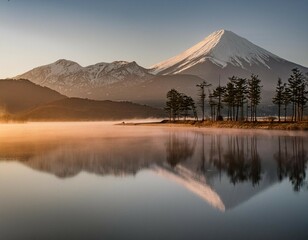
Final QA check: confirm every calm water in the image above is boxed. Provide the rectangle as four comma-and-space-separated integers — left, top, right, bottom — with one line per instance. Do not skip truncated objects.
0, 122, 307, 240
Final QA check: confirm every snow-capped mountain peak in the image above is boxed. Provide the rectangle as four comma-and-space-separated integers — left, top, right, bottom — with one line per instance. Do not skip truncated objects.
151, 29, 283, 74
16, 59, 153, 95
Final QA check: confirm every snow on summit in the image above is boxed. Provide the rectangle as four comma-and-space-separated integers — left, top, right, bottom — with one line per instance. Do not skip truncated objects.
151, 29, 282, 74
16, 59, 152, 95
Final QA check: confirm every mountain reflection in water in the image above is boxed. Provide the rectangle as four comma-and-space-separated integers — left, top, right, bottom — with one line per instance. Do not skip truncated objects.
0, 123, 307, 211
162, 131, 307, 210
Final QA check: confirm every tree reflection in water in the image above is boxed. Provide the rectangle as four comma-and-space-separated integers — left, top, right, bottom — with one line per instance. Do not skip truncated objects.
0, 125, 306, 192
165, 132, 197, 167
208, 135, 262, 186
165, 131, 307, 191
275, 136, 307, 191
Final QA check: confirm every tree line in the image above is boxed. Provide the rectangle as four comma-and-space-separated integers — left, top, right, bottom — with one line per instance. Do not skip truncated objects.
165, 89, 197, 121
165, 68, 307, 122
273, 68, 307, 122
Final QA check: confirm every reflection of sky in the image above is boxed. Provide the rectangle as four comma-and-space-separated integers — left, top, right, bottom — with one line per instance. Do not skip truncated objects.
0, 0, 307, 78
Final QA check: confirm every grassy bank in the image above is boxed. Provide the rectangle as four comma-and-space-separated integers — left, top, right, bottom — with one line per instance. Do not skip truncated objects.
130, 120, 308, 131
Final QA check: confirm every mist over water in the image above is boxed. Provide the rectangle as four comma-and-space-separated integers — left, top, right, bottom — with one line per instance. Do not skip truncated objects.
0, 122, 307, 240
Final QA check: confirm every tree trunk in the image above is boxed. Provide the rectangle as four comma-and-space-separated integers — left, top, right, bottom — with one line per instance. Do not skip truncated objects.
255, 106, 257, 122
278, 103, 281, 122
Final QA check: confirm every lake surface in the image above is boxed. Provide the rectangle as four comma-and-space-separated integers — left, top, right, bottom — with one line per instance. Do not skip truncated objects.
0, 122, 307, 240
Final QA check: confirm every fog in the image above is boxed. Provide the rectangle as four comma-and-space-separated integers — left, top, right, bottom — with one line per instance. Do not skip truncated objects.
0, 120, 163, 143
1, 122, 306, 175
0, 121, 307, 210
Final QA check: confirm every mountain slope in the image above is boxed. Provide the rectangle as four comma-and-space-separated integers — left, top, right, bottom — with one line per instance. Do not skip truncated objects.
0, 79, 165, 120
151, 30, 308, 89
87, 74, 206, 107
0, 79, 66, 113
16, 59, 153, 96
14, 97, 165, 121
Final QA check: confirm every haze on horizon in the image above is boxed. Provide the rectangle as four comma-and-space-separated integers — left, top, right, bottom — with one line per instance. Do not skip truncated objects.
0, 0, 307, 79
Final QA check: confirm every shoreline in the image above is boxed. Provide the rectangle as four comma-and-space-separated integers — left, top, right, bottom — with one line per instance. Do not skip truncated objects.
122, 120, 308, 131
1, 119, 307, 131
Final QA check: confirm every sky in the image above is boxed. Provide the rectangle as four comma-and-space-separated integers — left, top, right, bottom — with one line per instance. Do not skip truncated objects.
0, 0, 307, 78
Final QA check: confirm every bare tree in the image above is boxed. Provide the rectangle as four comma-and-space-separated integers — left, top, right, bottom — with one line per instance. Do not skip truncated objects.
196, 81, 211, 121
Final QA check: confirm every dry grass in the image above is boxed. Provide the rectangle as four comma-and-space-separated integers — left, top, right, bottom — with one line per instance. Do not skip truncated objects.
136, 120, 308, 131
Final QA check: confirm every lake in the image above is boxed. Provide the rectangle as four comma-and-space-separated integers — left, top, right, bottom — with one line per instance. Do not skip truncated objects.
0, 122, 307, 240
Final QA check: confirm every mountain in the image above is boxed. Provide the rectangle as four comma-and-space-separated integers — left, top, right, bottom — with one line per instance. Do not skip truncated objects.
0, 79, 66, 113
14, 30, 308, 106
151, 29, 308, 89
16, 59, 153, 96
14, 97, 165, 121
15, 59, 205, 107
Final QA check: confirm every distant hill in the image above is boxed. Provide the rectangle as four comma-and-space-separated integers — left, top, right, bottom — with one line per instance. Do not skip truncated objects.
14, 97, 165, 121
0, 79, 66, 113
0, 79, 165, 121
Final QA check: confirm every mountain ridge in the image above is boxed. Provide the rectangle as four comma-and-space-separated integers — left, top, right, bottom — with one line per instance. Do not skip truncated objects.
16, 59, 153, 95
14, 29, 308, 105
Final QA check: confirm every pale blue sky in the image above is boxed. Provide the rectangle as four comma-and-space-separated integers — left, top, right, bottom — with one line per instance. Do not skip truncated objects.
0, 0, 307, 78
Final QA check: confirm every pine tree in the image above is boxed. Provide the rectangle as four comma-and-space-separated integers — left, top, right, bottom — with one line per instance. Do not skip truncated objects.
213, 84, 226, 121
272, 78, 284, 122
247, 74, 262, 121
190, 99, 198, 120
230, 76, 247, 121
165, 89, 181, 121
180, 94, 196, 120
223, 82, 236, 121
282, 84, 291, 122
288, 68, 305, 121
165, 89, 197, 121
298, 73, 308, 121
